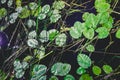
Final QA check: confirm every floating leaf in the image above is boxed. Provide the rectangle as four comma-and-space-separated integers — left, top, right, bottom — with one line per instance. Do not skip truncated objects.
27, 19, 36, 28
52, 9, 60, 14
49, 76, 58, 80
96, 27, 109, 39
92, 65, 101, 76
9, 13, 18, 24
39, 30, 49, 43
42, 4, 50, 14
102, 65, 113, 74
95, 0, 110, 12
77, 53, 91, 69
31, 64, 47, 80
29, 2, 38, 10
50, 14, 61, 23
79, 74, 93, 80
55, 33, 67, 46
76, 67, 86, 75
115, 29, 120, 39
82, 12, 89, 21
13, 60, 29, 79
70, 21, 86, 39
0, 8, 7, 19
86, 44, 95, 52
23, 55, 33, 62
64, 74, 75, 80
74, 21, 86, 32
95, 0, 106, 5
14, 60, 22, 71
38, 13, 46, 20
34, 46, 45, 60
15, 69, 25, 79
53, 1, 65, 10
85, 13, 98, 28
28, 30, 37, 39
83, 28, 94, 39
39, 75, 47, 80
69, 27, 82, 39
103, 16, 113, 31
7, 0, 13, 7
51, 62, 71, 76
15, 7, 23, 13
27, 39, 38, 48
16, 0, 22, 7
97, 12, 110, 24
49, 29, 59, 41
21, 61, 29, 70
19, 7, 30, 18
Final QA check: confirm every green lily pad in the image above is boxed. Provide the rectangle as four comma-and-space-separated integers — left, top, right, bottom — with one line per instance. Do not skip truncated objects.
0, 8, 7, 19
42, 4, 50, 14
19, 7, 30, 19
53, 1, 65, 10
74, 21, 86, 32
102, 65, 113, 74
27, 39, 38, 48
32, 64, 47, 76
83, 28, 94, 39
69, 27, 82, 39
29, 2, 38, 10
49, 29, 59, 41
86, 44, 95, 52
50, 14, 61, 23
49, 76, 58, 80
79, 74, 93, 80
64, 74, 75, 80
85, 13, 98, 28
92, 65, 101, 76
39, 30, 49, 43
38, 13, 46, 20
15, 69, 25, 79
76, 67, 86, 75
96, 27, 109, 39
95, 0, 110, 12
55, 33, 67, 46
77, 53, 91, 69
97, 12, 110, 24
34, 46, 45, 60
82, 12, 89, 21
51, 62, 71, 76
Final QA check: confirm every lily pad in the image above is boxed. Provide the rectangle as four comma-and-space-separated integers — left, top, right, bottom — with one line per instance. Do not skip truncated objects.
64, 74, 75, 80
53, 1, 65, 10
83, 28, 94, 39
79, 74, 93, 80
77, 53, 91, 69
31, 64, 47, 80
102, 65, 113, 74
42, 4, 50, 14
86, 44, 95, 52
51, 62, 71, 76
76, 67, 86, 75
69, 27, 82, 39
96, 27, 109, 39
55, 33, 67, 46
92, 65, 101, 76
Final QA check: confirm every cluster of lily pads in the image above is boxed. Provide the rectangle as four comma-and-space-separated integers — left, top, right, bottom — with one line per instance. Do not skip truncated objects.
0, 0, 120, 80
13, 52, 113, 80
